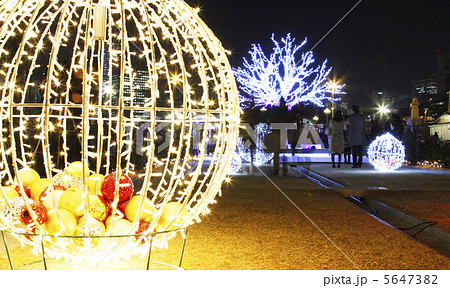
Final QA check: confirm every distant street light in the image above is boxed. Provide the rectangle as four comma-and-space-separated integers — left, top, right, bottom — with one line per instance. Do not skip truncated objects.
324, 108, 331, 124
312, 115, 319, 125
326, 80, 345, 118
329, 82, 338, 117
378, 105, 390, 115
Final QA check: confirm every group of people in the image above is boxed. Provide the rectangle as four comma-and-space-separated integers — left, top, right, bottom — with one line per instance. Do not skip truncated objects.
327, 105, 405, 168
327, 105, 366, 168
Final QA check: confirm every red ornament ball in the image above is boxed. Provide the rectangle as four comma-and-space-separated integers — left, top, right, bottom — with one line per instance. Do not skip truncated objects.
20, 200, 48, 226
118, 201, 128, 214
135, 220, 154, 243
39, 184, 67, 202
101, 196, 128, 218
136, 220, 151, 234
24, 227, 38, 241
14, 185, 31, 198
101, 172, 133, 204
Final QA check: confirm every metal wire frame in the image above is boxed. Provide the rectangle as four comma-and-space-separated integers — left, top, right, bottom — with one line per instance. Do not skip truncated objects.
1, 226, 189, 270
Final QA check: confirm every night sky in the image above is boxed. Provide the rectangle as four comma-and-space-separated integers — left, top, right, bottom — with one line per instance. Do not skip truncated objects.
185, 0, 450, 105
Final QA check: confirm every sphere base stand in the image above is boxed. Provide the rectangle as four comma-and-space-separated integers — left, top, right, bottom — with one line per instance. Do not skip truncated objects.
1, 227, 189, 270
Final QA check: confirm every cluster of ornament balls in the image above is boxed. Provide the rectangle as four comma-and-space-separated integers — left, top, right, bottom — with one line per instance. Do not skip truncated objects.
0, 162, 187, 245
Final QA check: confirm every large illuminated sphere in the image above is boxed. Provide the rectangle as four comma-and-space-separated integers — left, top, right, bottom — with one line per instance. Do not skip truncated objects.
0, 0, 239, 263
368, 133, 405, 172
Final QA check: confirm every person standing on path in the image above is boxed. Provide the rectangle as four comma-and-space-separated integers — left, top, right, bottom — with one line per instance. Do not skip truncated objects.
343, 115, 351, 163
348, 105, 366, 168
329, 110, 345, 168
383, 112, 404, 140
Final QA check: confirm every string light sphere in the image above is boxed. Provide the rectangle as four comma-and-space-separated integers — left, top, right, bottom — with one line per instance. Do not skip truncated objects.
0, 0, 240, 264
237, 123, 274, 165
368, 133, 405, 172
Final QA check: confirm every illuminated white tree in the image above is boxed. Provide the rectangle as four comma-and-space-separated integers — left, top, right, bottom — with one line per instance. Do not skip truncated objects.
234, 34, 341, 109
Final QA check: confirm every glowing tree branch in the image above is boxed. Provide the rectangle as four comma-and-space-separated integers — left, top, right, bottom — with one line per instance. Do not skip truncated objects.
234, 34, 341, 109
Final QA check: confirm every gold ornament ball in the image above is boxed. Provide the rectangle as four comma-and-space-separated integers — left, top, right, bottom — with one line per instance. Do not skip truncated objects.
87, 174, 105, 195
16, 168, 40, 188
107, 218, 132, 236
157, 202, 188, 229
1, 197, 28, 221
0, 188, 19, 216
74, 216, 106, 247
105, 215, 121, 229
124, 195, 155, 223
76, 216, 106, 236
1, 187, 19, 199
30, 178, 50, 201
58, 187, 85, 217
66, 161, 86, 179
87, 194, 107, 222
52, 171, 82, 189
41, 189, 65, 210
43, 209, 77, 236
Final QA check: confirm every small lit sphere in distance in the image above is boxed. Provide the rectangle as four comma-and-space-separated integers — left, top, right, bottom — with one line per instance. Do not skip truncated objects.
368, 133, 405, 172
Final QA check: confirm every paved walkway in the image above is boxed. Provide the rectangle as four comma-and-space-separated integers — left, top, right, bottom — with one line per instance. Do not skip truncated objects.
292, 163, 450, 234
298, 162, 450, 190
